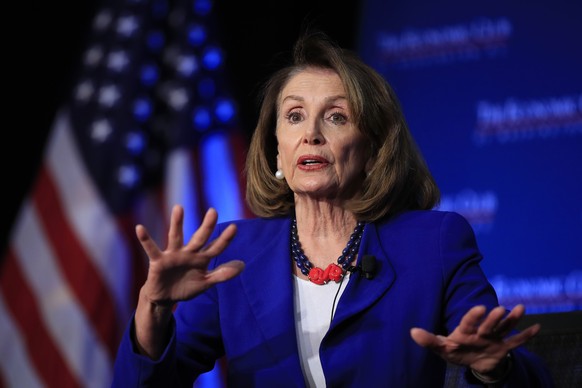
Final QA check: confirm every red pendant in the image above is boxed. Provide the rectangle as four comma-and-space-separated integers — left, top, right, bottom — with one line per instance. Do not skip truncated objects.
308, 263, 345, 285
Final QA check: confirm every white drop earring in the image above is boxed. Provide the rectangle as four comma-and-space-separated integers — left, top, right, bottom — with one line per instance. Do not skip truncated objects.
275, 169, 285, 180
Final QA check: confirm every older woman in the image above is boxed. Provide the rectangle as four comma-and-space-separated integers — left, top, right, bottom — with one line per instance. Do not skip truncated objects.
112, 32, 552, 387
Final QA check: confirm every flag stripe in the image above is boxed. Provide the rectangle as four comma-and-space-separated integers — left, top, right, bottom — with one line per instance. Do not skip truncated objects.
1, 1, 249, 386
228, 131, 252, 218
201, 132, 245, 223
0, 249, 79, 387
13, 204, 112, 387
47, 111, 132, 323
34, 165, 120, 357
166, 148, 201, 238
0, 292, 44, 388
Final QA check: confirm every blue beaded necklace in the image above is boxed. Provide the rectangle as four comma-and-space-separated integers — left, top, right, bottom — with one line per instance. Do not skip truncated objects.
291, 218, 365, 285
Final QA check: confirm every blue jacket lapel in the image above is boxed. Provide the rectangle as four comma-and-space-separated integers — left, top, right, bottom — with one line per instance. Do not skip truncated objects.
238, 217, 306, 384
233, 217, 396, 384
331, 221, 396, 329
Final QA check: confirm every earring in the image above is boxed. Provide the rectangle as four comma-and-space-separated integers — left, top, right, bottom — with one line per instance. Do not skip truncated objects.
275, 169, 285, 180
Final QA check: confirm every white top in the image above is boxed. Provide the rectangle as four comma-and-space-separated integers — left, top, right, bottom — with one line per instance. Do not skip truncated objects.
293, 273, 350, 387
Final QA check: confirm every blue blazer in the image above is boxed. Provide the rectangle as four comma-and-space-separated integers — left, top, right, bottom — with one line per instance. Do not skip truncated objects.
112, 210, 552, 387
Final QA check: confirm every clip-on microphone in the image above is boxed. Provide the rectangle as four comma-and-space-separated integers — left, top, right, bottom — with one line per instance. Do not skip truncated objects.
347, 254, 377, 279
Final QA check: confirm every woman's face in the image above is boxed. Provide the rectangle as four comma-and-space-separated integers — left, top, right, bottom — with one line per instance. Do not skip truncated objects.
276, 67, 369, 200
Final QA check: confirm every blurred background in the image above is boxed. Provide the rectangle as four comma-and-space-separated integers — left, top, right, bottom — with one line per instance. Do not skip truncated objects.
2, 0, 581, 386
5, 0, 361, 250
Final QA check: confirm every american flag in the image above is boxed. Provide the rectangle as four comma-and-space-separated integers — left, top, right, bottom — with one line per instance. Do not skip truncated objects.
0, 0, 250, 386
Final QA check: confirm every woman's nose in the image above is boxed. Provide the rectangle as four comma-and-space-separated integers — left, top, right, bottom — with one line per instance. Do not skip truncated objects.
302, 120, 324, 145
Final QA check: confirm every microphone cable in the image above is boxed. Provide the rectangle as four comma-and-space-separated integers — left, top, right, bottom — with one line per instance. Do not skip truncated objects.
329, 272, 348, 325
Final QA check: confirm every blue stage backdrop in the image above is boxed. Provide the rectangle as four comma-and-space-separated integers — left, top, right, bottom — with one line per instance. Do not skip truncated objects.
357, 0, 582, 313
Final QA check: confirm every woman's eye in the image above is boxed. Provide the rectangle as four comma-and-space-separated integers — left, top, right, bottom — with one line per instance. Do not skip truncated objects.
329, 112, 347, 125
286, 112, 302, 123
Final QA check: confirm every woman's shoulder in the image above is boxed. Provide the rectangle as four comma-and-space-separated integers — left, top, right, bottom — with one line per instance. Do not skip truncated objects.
376, 209, 473, 235
219, 215, 288, 227
217, 216, 290, 239
383, 208, 468, 222
373, 210, 480, 267
213, 216, 291, 263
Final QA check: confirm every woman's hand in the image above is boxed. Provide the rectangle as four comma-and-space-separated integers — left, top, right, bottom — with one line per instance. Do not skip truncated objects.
138, 205, 244, 306
133, 205, 244, 358
410, 304, 540, 379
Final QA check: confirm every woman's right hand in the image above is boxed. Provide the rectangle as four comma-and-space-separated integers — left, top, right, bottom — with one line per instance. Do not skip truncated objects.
138, 204, 244, 306
133, 205, 244, 358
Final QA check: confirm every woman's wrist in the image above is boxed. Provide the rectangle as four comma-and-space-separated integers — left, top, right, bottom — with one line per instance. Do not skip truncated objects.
133, 288, 175, 359
471, 352, 513, 384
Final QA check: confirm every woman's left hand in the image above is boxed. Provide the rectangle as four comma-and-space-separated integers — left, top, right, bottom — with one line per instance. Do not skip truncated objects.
410, 304, 540, 375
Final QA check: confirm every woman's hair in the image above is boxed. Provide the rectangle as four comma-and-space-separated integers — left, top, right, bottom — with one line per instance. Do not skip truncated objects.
245, 30, 440, 221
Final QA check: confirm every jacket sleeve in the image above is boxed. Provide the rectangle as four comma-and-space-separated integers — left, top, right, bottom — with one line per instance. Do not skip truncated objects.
111, 314, 183, 387
111, 227, 225, 387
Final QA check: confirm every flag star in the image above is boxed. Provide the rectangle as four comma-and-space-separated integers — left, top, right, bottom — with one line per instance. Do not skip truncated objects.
117, 164, 141, 187
98, 85, 121, 107
91, 119, 113, 142
125, 131, 146, 155
5, 0, 249, 383
107, 50, 130, 72
93, 10, 113, 31
177, 55, 198, 77
84, 46, 104, 67
75, 81, 95, 103
168, 87, 189, 110
116, 15, 140, 38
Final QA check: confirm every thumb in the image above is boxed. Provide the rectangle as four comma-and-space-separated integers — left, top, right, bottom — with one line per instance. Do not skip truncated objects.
205, 260, 245, 284
410, 327, 443, 348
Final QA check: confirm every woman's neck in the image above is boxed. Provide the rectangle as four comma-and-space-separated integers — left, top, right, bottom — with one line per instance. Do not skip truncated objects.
293, 200, 359, 270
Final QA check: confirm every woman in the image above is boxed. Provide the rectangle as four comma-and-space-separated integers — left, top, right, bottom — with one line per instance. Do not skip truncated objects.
112, 32, 552, 387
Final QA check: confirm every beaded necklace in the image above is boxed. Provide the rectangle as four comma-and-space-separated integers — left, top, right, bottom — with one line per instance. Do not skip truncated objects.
291, 218, 365, 285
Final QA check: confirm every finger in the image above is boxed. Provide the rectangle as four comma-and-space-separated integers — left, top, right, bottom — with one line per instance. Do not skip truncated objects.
186, 208, 219, 251
410, 328, 441, 348
201, 224, 238, 256
410, 327, 434, 347
494, 304, 526, 337
205, 260, 245, 285
509, 304, 526, 317
458, 305, 487, 335
167, 205, 185, 250
503, 323, 541, 352
477, 306, 507, 337
136, 224, 162, 259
